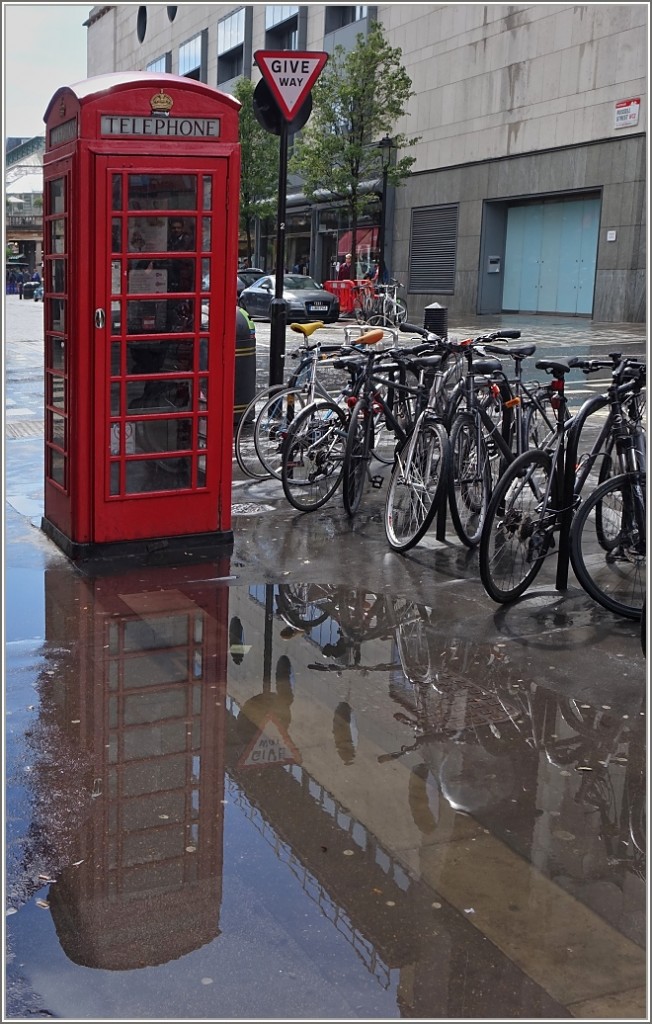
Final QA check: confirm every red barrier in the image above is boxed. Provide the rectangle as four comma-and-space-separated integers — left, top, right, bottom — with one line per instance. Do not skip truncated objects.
323, 279, 355, 313
324, 279, 374, 316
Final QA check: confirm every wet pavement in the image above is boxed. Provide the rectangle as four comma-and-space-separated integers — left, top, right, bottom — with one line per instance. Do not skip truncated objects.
4, 295, 647, 1020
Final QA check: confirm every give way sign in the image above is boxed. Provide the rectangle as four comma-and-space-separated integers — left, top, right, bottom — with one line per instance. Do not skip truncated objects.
254, 50, 328, 122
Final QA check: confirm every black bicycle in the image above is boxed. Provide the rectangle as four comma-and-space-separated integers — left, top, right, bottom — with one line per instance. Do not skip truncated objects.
479, 354, 646, 618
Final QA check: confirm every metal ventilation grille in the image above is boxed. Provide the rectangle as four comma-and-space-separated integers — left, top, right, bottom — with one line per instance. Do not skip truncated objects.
409, 204, 459, 294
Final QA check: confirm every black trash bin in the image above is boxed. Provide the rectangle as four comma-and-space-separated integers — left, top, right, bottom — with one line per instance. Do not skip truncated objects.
424, 303, 448, 339
22, 281, 36, 300
234, 306, 257, 424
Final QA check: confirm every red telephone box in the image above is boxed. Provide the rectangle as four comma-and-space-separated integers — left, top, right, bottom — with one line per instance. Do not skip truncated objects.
40, 73, 241, 559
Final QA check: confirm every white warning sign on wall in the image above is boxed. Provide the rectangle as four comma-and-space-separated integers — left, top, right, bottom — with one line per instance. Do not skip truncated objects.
238, 714, 302, 769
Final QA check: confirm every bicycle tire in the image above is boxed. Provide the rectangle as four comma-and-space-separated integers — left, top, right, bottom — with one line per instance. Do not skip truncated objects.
367, 312, 390, 328
569, 471, 646, 620
253, 387, 307, 479
524, 390, 561, 453
428, 353, 465, 426
479, 448, 554, 603
342, 399, 374, 517
235, 384, 287, 479
276, 583, 333, 628
395, 298, 409, 325
385, 418, 450, 552
480, 381, 514, 485
448, 412, 492, 547
372, 366, 421, 464
281, 398, 348, 512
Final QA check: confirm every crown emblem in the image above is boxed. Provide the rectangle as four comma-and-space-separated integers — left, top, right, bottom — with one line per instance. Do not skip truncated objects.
150, 89, 173, 115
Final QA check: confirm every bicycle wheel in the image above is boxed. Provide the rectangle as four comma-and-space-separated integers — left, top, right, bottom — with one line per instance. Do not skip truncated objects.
254, 387, 307, 479
480, 380, 514, 486
479, 448, 554, 603
368, 312, 391, 328
281, 399, 348, 512
395, 298, 409, 325
385, 418, 450, 552
276, 583, 333, 628
342, 399, 374, 517
448, 412, 492, 547
372, 367, 421, 465
525, 389, 560, 452
570, 471, 646, 620
234, 385, 291, 479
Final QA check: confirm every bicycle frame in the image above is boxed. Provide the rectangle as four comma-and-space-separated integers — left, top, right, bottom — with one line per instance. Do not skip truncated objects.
556, 375, 646, 589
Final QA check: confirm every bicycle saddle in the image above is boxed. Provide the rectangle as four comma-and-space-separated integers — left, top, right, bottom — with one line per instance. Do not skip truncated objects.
356, 328, 386, 346
484, 343, 537, 360
290, 321, 325, 337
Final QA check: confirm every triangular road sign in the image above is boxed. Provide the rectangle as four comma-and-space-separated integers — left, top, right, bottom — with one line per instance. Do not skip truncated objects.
254, 50, 328, 122
238, 713, 303, 769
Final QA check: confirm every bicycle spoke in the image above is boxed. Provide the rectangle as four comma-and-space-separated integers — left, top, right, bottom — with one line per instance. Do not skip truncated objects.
570, 472, 646, 619
480, 449, 554, 602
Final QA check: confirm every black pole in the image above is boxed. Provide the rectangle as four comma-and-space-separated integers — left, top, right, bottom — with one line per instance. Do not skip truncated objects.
269, 119, 288, 386
378, 162, 388, 284
262, 583, 275, 692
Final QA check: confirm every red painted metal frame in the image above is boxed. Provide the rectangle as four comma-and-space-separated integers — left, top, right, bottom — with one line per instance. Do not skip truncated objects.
42, 74, 241, 552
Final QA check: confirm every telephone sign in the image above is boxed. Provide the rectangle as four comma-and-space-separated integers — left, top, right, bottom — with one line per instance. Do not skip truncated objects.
254, 50, 328, 122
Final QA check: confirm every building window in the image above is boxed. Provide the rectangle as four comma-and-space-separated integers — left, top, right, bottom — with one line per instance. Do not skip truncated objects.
409, 204, 458, 294
179, 33, 203, 80
325, 6, 368, 34
147, 55, 168, 73
218, 8, 245, 53
265, 5, 299, 29
136, 5, 147, 43
217, 8, 245, 85
265, 5, 299, 49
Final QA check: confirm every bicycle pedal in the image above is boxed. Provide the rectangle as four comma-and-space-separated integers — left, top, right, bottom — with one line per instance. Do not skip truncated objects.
370, 475, 384, 489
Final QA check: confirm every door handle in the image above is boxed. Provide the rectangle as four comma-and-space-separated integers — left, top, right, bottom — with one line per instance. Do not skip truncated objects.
95, 308, 106, 329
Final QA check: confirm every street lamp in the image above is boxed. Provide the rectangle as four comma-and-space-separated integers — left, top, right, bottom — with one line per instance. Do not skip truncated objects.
376, 135, 394, 284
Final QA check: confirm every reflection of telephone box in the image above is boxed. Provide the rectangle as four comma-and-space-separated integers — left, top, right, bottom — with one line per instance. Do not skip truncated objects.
41, 562, 229, 969
40, 73, 241, 559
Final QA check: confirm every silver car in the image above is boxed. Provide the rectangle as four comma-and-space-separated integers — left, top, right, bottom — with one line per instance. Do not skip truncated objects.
239, 274, 340, 323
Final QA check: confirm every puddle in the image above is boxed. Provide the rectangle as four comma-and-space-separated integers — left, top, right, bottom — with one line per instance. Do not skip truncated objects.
4, 567, 646, 1019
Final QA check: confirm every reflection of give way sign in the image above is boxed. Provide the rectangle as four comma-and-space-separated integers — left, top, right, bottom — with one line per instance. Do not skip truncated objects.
254, 50, 328, 122
238, 713, 302, 769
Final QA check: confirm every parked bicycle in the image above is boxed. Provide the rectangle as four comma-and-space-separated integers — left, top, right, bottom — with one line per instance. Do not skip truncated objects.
340, 334, 447, 517
479, 353, 646, 618
367, 279, 409, 328
235, 321, 397, 480
383, 328, 457, 551
443, 329, 522, 547
280, 328, 440, 513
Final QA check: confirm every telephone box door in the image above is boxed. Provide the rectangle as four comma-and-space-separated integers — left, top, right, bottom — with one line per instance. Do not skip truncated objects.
93, 157, 233, 543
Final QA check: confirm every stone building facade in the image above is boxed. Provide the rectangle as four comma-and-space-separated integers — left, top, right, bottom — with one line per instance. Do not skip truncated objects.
84, 4, 647, 322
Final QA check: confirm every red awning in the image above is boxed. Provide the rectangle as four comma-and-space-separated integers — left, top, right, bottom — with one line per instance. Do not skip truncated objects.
338, 227, 378, 255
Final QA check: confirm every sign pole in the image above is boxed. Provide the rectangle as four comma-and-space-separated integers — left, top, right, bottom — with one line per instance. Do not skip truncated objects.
269, 118, 288, 387
253, 50, 328, 387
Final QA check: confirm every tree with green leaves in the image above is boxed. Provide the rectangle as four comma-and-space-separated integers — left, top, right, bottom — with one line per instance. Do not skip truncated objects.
289, 20, 419, 278
232, 77, 280, 264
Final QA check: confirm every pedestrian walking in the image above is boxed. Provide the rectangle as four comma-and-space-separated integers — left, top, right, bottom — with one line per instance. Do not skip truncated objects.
337, 253, 353, 281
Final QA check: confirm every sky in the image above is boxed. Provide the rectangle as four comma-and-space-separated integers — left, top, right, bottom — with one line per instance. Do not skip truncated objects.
3, 3, 92, 141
